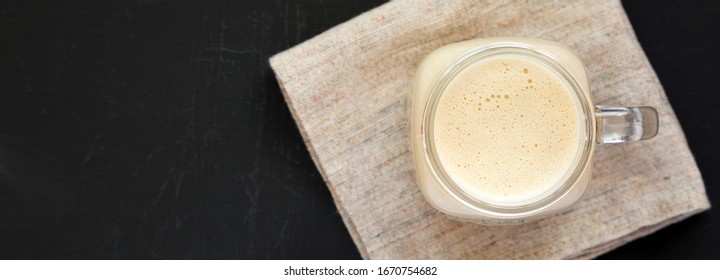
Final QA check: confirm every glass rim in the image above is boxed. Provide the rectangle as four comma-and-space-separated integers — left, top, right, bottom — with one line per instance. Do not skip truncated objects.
420, 43, 596, 218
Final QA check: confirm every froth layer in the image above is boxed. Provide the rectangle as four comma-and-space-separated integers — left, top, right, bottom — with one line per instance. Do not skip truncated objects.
433, 57, 581, 204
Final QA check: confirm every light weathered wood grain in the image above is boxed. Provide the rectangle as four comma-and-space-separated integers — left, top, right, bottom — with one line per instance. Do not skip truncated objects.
270, 0, 710, 259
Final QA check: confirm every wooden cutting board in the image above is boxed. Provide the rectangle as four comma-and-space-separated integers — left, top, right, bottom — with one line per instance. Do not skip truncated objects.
270, 0, 710, 259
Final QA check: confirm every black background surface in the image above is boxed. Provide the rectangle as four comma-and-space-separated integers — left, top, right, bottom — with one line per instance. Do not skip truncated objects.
0, 0, 718, 259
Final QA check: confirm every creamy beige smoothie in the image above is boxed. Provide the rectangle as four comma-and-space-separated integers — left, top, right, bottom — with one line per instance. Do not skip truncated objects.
413, 38, 656, 222
433, 57, 582, 204
411, 38, 597, 221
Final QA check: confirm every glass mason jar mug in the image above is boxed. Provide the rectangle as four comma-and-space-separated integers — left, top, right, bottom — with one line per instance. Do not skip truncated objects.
410, 38, 658, 224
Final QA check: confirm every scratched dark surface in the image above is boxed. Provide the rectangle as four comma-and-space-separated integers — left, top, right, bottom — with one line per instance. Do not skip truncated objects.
0, 0, 718, 259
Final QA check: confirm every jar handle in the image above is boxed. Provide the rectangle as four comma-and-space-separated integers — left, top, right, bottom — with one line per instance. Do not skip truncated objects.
595, 106, 659, 144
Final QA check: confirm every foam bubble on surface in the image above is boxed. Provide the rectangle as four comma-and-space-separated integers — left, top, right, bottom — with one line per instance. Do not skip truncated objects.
433, 57, 581, 204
